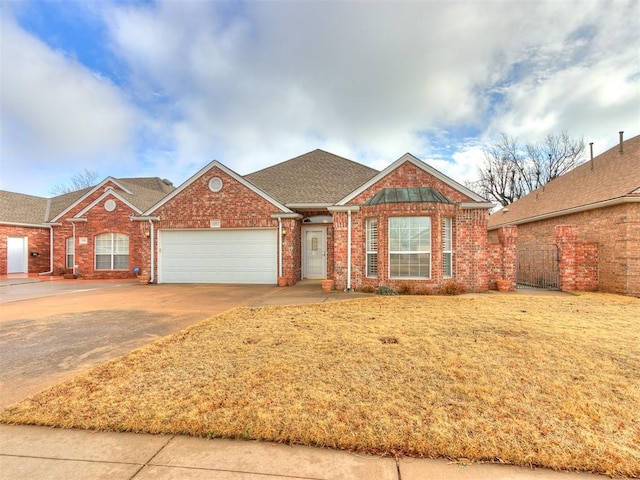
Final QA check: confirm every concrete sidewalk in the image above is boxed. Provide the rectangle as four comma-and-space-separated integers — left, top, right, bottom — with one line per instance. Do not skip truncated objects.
0, 424, 600, 480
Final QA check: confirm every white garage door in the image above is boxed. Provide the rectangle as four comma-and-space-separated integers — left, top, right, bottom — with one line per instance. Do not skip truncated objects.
159, 229, 277, 284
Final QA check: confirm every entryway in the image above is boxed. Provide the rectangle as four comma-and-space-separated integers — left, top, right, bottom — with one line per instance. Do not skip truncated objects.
302, 226, 327, 279
516, 242, 560, 290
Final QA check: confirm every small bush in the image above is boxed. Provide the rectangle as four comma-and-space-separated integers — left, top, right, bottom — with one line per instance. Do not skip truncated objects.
359, 285, 376, 294
376, 285, 397, 296
438, 280, 466, 296
414, 286, 433, 296
397, 282, 414, 295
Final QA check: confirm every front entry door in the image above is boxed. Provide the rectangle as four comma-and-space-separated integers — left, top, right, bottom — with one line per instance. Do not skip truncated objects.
7, 236, 27, 274
303, 227, 326, 279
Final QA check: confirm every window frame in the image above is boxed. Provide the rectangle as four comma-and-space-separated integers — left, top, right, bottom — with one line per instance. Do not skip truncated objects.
65, 237, 75, 270
388, 216, 431, 279
442, 217, 453, 278
95, 233, 129, 271
365, 218, 378, 278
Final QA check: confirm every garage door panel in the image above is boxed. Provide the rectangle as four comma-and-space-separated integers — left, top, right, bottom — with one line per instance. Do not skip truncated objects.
159, 229, 277, 284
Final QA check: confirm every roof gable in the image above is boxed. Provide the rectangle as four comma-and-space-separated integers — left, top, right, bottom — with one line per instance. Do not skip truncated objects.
337, 153, 488, 205
49, 177, 175, 222
145, 160, 291, 215
244, 149, 379, 205
488, 134, 640, 229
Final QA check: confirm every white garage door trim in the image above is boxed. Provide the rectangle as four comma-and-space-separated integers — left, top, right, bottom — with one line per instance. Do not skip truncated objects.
158, 229, 277, 284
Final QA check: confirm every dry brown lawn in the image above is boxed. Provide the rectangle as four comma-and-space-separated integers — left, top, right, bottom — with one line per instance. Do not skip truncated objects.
1, 293, 639, 477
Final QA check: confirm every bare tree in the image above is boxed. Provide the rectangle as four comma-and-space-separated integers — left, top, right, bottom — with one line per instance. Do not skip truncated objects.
50, 168, 100, 196
471, 131, 585, 206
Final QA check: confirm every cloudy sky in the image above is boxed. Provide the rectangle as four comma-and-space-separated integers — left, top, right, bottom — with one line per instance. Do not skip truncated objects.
1, 0, 638, 197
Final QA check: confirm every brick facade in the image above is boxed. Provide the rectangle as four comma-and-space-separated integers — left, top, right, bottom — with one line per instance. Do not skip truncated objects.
0, 225, 51, 275
334, 162, 491, 292
489, 203, 638, 296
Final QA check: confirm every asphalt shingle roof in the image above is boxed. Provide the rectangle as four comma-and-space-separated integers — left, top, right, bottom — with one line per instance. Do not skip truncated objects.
488, 134, 640, 229
245, 149, 379, 204
0, 191, 49, 224
1, 178, 175, 225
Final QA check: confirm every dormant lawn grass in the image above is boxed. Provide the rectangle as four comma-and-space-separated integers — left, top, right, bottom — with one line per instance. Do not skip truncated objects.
1, 293, 638, 477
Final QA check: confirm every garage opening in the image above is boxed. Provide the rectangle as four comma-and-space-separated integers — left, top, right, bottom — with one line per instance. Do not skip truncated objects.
158, 229, 277, 284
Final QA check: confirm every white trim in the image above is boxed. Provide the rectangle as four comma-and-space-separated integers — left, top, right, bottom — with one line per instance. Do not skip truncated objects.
337, 153, 488, 205
285, 203, 333, 210
327, 205, 360, 212
271, 213, 303, 219
50, 177, 133, 222
144, 161, 293, 215
488, 195, 640, 230
0, 221, 50, 228
460, 202, 495, 209
75, 190, 142, 217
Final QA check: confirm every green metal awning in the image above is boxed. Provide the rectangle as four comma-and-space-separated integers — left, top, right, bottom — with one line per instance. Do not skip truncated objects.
364, 187, 453, 205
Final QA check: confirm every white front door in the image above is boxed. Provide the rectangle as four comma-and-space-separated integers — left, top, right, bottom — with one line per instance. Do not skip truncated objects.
7, 236, 27, 274
303, 227, 326, 279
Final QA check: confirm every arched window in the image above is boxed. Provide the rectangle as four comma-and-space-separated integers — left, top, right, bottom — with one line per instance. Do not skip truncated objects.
95, 233, 129, 270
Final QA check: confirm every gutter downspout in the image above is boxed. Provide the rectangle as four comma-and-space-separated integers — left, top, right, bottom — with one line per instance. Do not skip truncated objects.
278, 217, 283, 278
148, 219, 155, 284
347, 209, 352, 291
67, 218, 87, 276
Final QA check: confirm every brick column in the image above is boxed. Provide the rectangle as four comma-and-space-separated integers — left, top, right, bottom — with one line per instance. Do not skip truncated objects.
497, 225, 518, 290
555, 225, 578, 292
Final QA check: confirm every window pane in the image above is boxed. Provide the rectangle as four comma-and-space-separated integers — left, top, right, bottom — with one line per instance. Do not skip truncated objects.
114, 254, 129, 270
367, 253, 378, 277
443, 252, 452, 278
389, 217, 431, 278
95, 254, 111, 270
95, 234, 111, 254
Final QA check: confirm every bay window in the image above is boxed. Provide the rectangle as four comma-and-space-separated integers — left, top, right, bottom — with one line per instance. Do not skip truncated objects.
389, 217, 431, 278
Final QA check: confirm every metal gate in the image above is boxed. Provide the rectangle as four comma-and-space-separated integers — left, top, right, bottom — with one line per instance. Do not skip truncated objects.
516, 243, 560, 290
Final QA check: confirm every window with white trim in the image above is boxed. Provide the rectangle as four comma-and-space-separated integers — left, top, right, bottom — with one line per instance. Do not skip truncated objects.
442, 217, 453, 278
389, 217, 431, 279
65, 237, 74, 269
366, 218, 378, 277
95, 233, 129, 270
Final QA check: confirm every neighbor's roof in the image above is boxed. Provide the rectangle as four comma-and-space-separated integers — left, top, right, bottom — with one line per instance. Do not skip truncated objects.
1, 177, 175, 225
488, 134, 640, 229
0, 191, 50, 225
245, 149, 379, 205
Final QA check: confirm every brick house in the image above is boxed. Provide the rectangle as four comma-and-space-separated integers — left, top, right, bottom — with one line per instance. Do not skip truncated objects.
488, 132, 640, 296
1, 149, 495, 291
0, 178, 175, 278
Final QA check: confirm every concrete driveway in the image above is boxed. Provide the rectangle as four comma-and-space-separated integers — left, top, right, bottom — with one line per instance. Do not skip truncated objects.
0, 279, 369, 408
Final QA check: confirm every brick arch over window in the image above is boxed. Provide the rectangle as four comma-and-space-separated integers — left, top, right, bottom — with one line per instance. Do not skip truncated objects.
95, 233, 129, 270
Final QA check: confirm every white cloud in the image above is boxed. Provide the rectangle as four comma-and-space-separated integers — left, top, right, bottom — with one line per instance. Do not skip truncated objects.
1, 0, 638, 195
0, 13, 140, 193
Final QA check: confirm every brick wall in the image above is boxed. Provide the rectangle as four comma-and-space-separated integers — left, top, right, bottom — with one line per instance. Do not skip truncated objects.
54, 189, 146, 279
486, 226, 518, 290
152, 167, 283, 282
0, 225, 51, 275
333, 162, 491, 292
490, 203, 638, 295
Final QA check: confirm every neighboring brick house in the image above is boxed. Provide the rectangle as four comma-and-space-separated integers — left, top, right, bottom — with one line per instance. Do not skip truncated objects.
1, 149, 495, 291
488, 133, 640, 296
0, 178, 175, 278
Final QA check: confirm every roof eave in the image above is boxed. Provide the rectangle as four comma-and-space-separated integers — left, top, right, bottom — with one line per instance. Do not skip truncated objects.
488, 195, 640, 230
